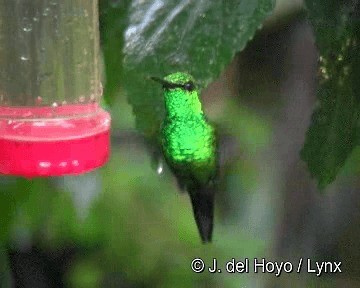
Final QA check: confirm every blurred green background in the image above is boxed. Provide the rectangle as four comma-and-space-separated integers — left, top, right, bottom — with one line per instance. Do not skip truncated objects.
1, 0, 360, 287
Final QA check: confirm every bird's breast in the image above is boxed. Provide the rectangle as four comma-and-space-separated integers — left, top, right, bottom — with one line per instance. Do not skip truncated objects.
161, 119, 215, 164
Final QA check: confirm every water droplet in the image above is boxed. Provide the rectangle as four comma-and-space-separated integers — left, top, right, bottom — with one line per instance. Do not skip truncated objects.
33, 17, 39, 22
72, 160, 79, 167
79, 96, 85, 103
20, 56, 29, 61
156, 161, 164, 175
39, 161, 51, 168
43, 7, 50, 16
23, 24, 32, 32
52, 102, 58, 108
61, 100, 67, 105
36, 96, 42, 105
59, 162, 67, 168
23, 111, 33, 117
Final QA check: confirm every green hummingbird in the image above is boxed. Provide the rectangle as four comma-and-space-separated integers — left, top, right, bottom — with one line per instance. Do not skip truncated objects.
151, 72, 218, 243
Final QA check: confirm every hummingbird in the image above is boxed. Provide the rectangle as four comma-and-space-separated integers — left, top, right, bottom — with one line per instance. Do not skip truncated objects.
151, 72, 218, 243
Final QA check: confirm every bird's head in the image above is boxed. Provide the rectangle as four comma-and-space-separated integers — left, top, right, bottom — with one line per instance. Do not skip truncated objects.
150, 72, 196, 92
151, 72, 202, 117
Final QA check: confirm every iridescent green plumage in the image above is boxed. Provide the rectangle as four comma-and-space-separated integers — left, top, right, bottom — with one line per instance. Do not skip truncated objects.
151, 72, 217, 243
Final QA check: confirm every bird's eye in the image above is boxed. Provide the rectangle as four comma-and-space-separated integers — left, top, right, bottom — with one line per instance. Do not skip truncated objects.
184, 82, 195, 91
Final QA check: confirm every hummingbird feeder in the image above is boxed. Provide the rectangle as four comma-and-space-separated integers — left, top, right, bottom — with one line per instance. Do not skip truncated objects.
0, 1, 110, 177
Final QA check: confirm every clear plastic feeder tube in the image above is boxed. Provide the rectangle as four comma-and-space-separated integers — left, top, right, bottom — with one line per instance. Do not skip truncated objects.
0, 0, 111, 177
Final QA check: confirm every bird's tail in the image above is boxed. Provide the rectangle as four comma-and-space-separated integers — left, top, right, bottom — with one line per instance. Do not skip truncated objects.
188, 186, 215, 243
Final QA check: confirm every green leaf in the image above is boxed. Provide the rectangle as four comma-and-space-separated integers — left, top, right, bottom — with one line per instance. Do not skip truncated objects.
301, 0, 360, 189
100, 0, 275, 138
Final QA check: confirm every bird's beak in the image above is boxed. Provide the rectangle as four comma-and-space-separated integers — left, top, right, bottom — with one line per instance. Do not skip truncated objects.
150, 76, 170, 86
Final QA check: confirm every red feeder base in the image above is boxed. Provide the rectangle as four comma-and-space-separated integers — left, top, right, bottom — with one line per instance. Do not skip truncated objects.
0, 104, 111, 177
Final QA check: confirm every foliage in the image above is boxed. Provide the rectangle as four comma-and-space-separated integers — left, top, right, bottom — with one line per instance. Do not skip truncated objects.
301, 0, 360, 188
100, 0, 276, 138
